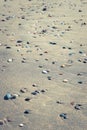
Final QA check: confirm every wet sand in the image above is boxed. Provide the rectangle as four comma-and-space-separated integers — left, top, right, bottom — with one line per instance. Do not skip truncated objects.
0, 0, 87, 130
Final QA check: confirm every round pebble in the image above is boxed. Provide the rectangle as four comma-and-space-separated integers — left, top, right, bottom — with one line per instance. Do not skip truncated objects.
7, 59, 13, 62
19, 123, 24, 127
63, 79, 68, 83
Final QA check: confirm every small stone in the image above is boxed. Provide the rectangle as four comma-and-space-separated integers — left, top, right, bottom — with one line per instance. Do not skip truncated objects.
60, 64, 65, 68
6, 46, 11, 49
31, 92, 37, 95
21, 60, 26, 63
78, 81, 83, 84
17, 40, 23, 43
32, 84, 38, 87
74, 104, 82, 110
62, 46, 66, 49
41, 89, 45, 93
20, 88, 27, 93
47, 76, 51, 80
60, 113, 67, 119
24, 110, 30, 114
0, 120, 4, 125
52, 61, 55, 64
56, 101, 63, 104
42, 70, 48, 74
49, 42, 57, 45
4, 93, 12, 100
42, 7, 47, 11
78, 9, 82, 12
19, 123, 24, 127
63, 79, 68, 83
83, 61, 87, 63
25, 97, 31, 101
38, 65, 43, 68
17, 49, 20, 52
7, 59, 13, 62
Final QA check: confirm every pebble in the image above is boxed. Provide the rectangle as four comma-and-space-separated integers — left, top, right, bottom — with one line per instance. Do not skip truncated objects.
32, 84, 38, 87
78, 81, 83, 84
63, 79, 68, 83
41, 89, 45, 93
20, 88, 27, 93
74, 104, 82, 110
42, 70, 48, 74
7, 58, 13, 62
19, 123, 24, 127
59, 113, 67, 119
4, 93, 12, 100
17, 40, 23, 43
49, 42, 57, 45
56, 101, 63, 104
47, 76, 51, 80
60, 64, 65, 68
6, 46, 11, 49
24, 110, 30, 114
0, 120, 4, 125
25, 97, 31, 101
31, 90, 39, 95
42, 7, 47, 11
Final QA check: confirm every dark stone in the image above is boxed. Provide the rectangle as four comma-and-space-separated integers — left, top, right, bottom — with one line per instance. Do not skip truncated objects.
60, 113, 67, 119
31, 90, 39, 95
62, 46, 66, 49
6, 46, 11, 49
25, 98, 31, 101
78, 81, 83, 84
17, 40, 22, 43
49, 42, 57, 45
24, 110, 30, 114
41, 90, 45, 93
42, 7, 47, 11
47, 76, 51, 80
74, 104, 82, 110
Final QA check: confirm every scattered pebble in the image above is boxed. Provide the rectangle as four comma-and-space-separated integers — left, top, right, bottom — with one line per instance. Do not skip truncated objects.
60, 64, 65, 68
56, 101, 63, 104
0, 120, 4, 125
4, 93, 12, 100
20, 88, 27, 93
19, 123, 24, 127
49, 42, 57, 45
74, 104, 82, 110
6, 46, 11, 49
59, 113, 67, 119
41, 89, 45, 93
24, 110, 31, 114
25, 97, 31, 101
7, 58, 13, 63
63, 79, 68, 83
47, 76, 51, 80
42, 70, 48, 74
78, 81, 83, 84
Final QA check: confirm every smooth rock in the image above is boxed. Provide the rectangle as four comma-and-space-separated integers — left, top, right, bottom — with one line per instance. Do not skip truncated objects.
4, 93, 12, 100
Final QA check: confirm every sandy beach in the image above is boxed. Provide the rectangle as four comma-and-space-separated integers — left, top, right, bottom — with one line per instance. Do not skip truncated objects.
0, 0, 87, 130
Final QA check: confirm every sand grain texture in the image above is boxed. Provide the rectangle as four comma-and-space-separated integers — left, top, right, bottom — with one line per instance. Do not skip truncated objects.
0, 0, 87, 130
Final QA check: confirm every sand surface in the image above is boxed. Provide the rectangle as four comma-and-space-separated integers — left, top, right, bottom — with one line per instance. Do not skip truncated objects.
0, 0, 87, 130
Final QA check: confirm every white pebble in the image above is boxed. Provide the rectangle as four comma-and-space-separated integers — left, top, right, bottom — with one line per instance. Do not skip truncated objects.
42, 70, 48, 74
7, 59, 13, 62
19, 123, 24, 127
63, 79, 68, 83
